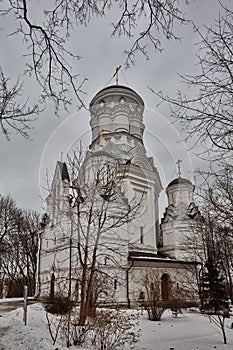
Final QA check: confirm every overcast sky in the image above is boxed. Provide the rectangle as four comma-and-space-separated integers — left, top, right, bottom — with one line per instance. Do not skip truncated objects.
0, 0, 230, 215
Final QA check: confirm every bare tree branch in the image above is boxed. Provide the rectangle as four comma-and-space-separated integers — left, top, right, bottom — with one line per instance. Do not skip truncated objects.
1, 0, 188, 121
153, 4, 233, 160
0, 67, 38, 140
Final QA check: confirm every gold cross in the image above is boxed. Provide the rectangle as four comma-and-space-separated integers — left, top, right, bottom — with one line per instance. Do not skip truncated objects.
113, 66, 121, 85
176, 159, 182, 177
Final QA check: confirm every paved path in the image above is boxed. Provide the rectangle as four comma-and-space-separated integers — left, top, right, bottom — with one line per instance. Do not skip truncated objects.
0, 299, 36, 316
0, 301, 25, 316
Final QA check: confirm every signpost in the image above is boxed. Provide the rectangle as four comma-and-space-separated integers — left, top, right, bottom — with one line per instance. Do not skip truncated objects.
23, 286, 28, 325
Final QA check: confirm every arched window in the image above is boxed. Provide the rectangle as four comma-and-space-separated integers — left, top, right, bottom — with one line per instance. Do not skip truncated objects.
161, 273, 170, 301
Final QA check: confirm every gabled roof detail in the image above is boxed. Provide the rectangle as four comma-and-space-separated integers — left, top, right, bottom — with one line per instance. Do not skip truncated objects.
51, 161, 70, 188
103, 141, 129, 159
60, 162, 70, 182
161, 202, 199, 223
101, 141, 157, 173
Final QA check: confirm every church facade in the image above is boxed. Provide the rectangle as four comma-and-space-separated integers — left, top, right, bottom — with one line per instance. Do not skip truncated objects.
37, 84, 199, 305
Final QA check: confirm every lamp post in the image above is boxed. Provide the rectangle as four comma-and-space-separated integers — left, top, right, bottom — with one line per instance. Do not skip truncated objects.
67, 208, 73, 300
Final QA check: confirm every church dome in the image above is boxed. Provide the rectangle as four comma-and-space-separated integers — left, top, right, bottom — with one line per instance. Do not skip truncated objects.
90, 85, 144, 107
89, 85, 145, 149
167, 177, 193, 188
165, 177, 194, 207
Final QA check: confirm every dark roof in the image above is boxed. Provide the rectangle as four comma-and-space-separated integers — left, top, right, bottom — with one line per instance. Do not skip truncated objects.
128, 252, 200, 266
167, 177, 193, 188
94, 85, 136, 94
128, 251, 200, 265
58, 161, 70, 182
128, 251, 168, 259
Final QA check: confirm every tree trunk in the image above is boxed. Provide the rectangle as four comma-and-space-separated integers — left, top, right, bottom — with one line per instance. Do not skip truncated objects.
218, 314, 227, 344
78, 263, 88, 326
49, 273, 55, 303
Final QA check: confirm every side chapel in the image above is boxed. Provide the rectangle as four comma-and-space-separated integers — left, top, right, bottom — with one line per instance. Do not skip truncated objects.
37, 82, 199, 305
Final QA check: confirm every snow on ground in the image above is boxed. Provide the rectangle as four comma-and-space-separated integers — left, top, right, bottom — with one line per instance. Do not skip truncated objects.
0, 304, 56, 350
0, 303, 233, 350
135, 310, 233, 350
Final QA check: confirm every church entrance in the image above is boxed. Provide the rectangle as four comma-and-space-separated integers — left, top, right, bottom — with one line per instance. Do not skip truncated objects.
161, 273, 170, 301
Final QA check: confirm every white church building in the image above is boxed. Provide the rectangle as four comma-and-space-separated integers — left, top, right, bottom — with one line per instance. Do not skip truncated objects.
37, 84, 199, 305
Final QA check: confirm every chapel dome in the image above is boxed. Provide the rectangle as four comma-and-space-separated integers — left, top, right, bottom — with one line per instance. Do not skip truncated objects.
167, 177, 193, 188
165, 177, 194, 207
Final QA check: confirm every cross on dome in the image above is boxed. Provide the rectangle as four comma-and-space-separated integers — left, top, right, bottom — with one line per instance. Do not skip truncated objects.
113, 66, 121, 85
176, 159, 182, 177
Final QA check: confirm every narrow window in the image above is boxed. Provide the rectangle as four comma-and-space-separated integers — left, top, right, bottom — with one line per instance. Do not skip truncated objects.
114, 279, 117, 290
161, 273, 170, 301
140, 226, 144, 244
138, 291, 145, 301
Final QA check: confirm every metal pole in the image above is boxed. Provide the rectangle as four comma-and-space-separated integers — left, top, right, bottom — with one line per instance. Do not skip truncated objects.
35, 230, 42, 298
68, 211, 73, 299
23, 286, 28, 325
68, 236, 72, 299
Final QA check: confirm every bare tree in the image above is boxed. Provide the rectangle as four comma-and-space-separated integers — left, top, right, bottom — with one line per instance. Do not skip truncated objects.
0, 67, 39, 140
0, 195, 16, 296
193, 164, 233, 303
0, 0, 188, 137
153, 4, 233, 312
154, 4, 233, 160
187, 175, 232, 344
42, 150, 143, 326
0, 194, 17, 246
0, 195, 18, 296
140, 269, 198, 321
141, 269, 168, 321
67, 151, 142, 326
199, 164, 233, 233
0, 194, 40, 296
197, 239, 229, 344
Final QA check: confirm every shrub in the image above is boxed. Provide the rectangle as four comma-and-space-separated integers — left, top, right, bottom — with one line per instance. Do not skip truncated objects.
143, 299, 167, 321
89, 309, 141, 350
142, 270, 167, 321
169, 299, 198, 314
49, 308, 141, 349
43, 292, 74, 315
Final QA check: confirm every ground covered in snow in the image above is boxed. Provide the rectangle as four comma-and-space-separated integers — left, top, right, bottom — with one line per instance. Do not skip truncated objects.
0, 302, 233, 350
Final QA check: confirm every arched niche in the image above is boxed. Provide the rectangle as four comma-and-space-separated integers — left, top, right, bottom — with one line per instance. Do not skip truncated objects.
161, 273, 170, 301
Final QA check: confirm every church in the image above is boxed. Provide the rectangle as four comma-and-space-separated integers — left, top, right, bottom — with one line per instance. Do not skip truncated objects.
37, 83, 199, 306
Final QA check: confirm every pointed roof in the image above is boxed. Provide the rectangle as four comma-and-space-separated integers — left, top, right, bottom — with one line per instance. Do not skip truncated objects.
56, 161, 70, 182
